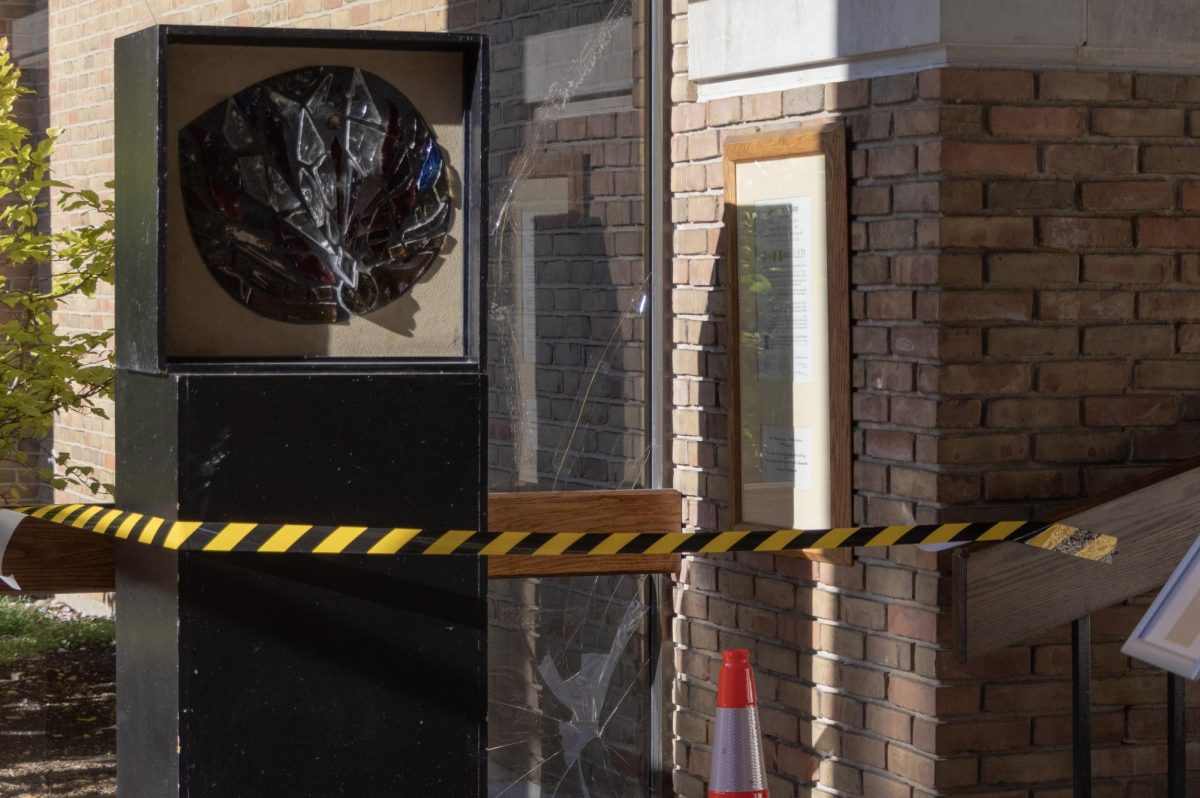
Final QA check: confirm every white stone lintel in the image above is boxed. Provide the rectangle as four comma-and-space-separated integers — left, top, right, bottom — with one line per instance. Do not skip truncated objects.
688, 0, 1200, 99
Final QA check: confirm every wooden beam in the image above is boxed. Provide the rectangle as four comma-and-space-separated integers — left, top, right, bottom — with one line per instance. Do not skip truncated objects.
487, 489, 682, 578
0, 490, 684, 590
954, 462, 1200, 661
0, 516, 115, 595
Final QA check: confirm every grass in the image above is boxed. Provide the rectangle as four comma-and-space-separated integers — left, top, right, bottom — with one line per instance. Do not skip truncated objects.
0, 598, 115, 667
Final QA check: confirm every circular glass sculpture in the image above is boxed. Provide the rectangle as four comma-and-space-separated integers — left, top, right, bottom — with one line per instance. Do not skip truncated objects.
179, 66, 452, 324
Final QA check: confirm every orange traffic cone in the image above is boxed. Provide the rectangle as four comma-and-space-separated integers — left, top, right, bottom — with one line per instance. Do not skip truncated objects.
708, 649, 768, 798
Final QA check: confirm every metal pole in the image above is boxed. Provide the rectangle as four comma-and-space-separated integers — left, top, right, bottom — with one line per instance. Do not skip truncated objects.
1168, 672, 1187, 798
1072, 615, 1092, 798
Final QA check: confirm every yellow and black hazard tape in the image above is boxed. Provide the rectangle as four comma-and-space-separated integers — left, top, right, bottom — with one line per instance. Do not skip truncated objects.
10, 504, 1117, 562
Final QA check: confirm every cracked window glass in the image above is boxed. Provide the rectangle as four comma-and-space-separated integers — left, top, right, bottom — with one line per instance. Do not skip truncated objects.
488, 575, 654, 797
470, 0, 658, 795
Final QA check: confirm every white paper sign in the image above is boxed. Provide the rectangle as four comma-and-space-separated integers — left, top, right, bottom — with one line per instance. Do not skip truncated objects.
754, 198, 813, 383
761, 426, 813, 489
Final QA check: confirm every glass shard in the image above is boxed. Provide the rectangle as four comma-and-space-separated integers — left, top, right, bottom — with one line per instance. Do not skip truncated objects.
179, 66, 452, 323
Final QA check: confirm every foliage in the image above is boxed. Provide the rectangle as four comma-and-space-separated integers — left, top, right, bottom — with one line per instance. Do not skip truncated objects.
0, 597, 114, 666
0, 42, 114, 502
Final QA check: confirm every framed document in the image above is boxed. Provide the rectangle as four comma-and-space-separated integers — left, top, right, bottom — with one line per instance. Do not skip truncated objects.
723, 121, 850, 553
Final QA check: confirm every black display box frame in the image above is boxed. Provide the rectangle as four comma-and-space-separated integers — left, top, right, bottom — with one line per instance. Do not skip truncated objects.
115, 24, 489, 374
112, 26, 490, 796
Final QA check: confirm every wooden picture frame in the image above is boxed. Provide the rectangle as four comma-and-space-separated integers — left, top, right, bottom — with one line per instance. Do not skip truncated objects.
723, 121, 851, 564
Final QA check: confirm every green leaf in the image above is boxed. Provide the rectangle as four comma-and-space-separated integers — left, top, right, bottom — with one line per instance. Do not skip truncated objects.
0, 40, 114, 504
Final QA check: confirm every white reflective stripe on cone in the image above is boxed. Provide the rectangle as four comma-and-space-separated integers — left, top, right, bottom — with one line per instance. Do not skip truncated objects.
708, 706, 767, 796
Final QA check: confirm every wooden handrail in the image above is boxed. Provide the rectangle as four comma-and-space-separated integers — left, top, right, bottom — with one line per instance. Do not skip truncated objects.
953, 459, 1200, 661
0, 489, 686, 593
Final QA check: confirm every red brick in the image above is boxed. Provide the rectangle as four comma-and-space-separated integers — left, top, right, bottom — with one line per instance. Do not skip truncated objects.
888, 605, 939, 642
741, 91, 781, 121
1133, 428, 1200, 460
984, 468, 1080, 500
1140, 291, 1200, 320
1084, 396, 1180, 426
672, 102, 707, 132
1043, 144, 1137, 175
853, 326, 889, 356
1082, 254, 1172, 283
980, 751, 1071, 785
984, 681, 1073, 713
850, 111, 893, 143
774, 744, 819, 782
931, 718, 1031, 754
853, 254, 890, 284
1094, 673, 1167, 706
865, 564, 915, 599
1093, 107, 1186, 138
1182, 180, 1200, 212
893, 106, 940, 137
931, 363, 1031, 395
987, 398, 1079, 428
1038, 361, 1129, 393
866, 289, 913, 319
1041, 217, 1133, 250
1140, 217, 1200, 249
866, 361, 914, 391
939, 217, 1035, 248
986, 327, 1077, 358
1083, 324, 1174, 356
988, 180, 1074, 211
1136, 360, 1200, 389
862, 773, 912, 798
937, 472, 982, 503
891, 182, 938, 213
1143, 145, 1200, 173
936, 290, 1032, 321
989, 105, 1085, 138
939, 141, 1036, 176
889, 255, 936, 286
1039, 290, 1134, 321
1036, 431, 1128, 463
920, 68, 1035, 102
869, 219, 916, 250
706, 96, 741, 127
1179, 323, 1200, 353
1082, 180, 1173, 212
851, 185, 890, 216
939, 180, 984, 212
1041, 71, 1131, 101
1136, 74, 1200, 102
988, 253, 1078, 284
891, 396, 937, 428
869, 146, 917, 177
872, 72, 916, 104
865, 429, 915, 461
781, 85, 823, 115
825, 78, 869, 110
938, 434, 1029, 465
888, 327, 945, 360
941, 255, 984, 286
855, 460, 888, 492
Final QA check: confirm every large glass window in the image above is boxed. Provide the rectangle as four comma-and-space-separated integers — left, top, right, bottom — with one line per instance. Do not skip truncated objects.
462, 1, 661, 796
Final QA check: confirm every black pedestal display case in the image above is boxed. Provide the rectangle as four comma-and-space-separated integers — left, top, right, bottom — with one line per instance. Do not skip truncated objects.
113, 26, 488, 797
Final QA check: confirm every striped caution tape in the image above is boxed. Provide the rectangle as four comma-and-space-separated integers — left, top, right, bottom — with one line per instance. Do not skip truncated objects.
10, 504, 1117, 562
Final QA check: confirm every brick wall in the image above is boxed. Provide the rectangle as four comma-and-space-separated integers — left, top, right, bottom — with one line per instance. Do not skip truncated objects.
669, 0, 1200, 791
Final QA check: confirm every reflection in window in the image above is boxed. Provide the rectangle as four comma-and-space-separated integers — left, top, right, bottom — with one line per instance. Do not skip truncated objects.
469, 1, 658, 795
482, 0, 649, 494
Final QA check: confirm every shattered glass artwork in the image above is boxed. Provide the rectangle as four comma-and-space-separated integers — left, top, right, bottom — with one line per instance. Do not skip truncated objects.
179, 66, 452, 324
